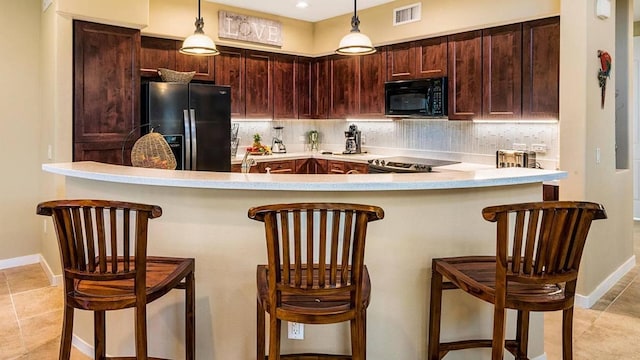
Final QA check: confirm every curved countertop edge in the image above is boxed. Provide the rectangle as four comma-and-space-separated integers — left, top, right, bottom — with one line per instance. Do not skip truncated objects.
42, 162, 567, 192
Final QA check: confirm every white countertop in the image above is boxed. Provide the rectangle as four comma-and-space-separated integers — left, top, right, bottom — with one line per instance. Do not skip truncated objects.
43, 161, 567, 192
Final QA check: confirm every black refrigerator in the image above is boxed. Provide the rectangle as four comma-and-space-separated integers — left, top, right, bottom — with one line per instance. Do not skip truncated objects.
141, 82, 231, 171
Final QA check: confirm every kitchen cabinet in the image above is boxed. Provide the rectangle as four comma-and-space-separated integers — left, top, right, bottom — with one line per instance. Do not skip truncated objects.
386, 42, 414, 81
329, 55, 359, 118
296, 57, 312, 118
543, 184, 559, 201
312, 57, 330, 118
357, 48, 386, 117
386, 37, 447, 81
273, 54, 298, 119
482, 24, 522, 119
522, 17, 560, 119
73, 21, 140, 165
259, 159, 295, 173
447, 30, 483, 120
245, 50, 273, 118
140, 36, 214, 82
214, 46, 246, 117
327, 160, 369, 174
415, 37, 448, 78
295, 158, 329, 174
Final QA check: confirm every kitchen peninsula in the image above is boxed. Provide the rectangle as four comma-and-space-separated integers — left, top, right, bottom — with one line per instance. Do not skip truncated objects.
43, 161, 565, 360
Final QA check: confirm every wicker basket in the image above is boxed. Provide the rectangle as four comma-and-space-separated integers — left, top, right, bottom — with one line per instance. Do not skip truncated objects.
157, 68, 196, 83
131, 131, 177, 170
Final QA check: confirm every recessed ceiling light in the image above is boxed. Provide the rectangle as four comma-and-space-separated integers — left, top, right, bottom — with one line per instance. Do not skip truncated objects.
296, 1, 309, 9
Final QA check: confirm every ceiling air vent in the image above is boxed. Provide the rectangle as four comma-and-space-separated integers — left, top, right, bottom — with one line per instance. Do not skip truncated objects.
393, 3, 421, 26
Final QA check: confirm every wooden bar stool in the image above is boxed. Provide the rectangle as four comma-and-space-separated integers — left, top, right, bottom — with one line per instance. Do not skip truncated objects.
37, 199, 195, 360
248, 203, 384, 360
428, 201, 606, 360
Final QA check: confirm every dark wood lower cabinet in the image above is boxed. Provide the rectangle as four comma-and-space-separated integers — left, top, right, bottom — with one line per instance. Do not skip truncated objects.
327, 160, 368, 174
232, 158, 365, 174
543, 184, 559, 201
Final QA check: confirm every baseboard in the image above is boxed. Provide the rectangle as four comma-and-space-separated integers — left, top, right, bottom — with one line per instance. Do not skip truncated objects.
574, 255, 636, 308
0, 254, 41, 270
531, 353, 547, 360
72, 334, 95, 358
39, 254, 62, 286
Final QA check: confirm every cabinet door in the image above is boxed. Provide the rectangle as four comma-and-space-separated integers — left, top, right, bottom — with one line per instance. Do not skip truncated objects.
313, 158, 328, 174
522, 17, 560, 119
295, 158, 309, 174
297, 57, 312, 119
245, 50, 273, 118
311, 57, 330, 119
415, 37, 448, 78
273, 54, 297, 119
358, 48, 386, 117
448, 30, 482, 120
329, 55, 358, 118
327, 160, 347, 174
175, 43, 215, 82
386, 42, 415, 81
345, 162, 369, 174
215, 46, 245, 117
482, 24, 522, 119
73, 21, 140, 164
140, 36, 176, 78
260, 160, 295, 174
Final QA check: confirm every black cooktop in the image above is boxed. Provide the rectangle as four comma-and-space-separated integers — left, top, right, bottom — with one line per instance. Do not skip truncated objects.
368, 156, 460, 173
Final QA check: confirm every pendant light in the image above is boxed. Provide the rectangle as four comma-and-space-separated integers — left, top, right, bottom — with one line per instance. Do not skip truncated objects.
180, 0, 219, 56
335, 0, 376, 56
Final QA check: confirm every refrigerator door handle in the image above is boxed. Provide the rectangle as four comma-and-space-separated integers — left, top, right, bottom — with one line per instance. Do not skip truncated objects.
183, 109, 192, 170
189, 109, 197, 171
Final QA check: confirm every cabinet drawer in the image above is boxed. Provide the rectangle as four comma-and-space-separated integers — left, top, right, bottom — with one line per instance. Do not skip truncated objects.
260, 160, 295, 173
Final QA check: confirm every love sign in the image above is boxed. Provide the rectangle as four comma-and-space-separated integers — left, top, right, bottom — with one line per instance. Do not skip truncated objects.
218, 11, 283, 47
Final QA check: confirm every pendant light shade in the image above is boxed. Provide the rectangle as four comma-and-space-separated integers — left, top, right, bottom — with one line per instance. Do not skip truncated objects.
180, 0, 219, 56
336, 0, 376, 55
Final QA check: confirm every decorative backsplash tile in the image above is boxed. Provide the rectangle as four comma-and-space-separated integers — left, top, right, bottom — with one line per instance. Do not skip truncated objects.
233, 119, 559, 169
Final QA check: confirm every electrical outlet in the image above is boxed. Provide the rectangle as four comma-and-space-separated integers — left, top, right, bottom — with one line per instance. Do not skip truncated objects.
361, 135, 366, 145
43, 219, 47, 233
596, 147, 601, 164
531, 144, 547, 154
42, 0, 53, 12
512, 143, 527, 151
298, 135, 306, 142
47, 145, 53, 160
288, 322, 304, 340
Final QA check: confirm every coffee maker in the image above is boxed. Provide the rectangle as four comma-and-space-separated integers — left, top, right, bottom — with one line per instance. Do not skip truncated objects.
343, 124, 362, 154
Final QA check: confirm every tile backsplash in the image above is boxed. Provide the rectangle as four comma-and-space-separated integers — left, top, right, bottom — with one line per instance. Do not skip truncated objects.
233, 119, 559, 169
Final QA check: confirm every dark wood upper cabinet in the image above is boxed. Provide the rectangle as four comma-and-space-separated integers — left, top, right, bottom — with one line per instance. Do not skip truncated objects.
415, 37, 448, 78
214, 46, 246, 117
296, 57, 312, 119
73, 20, 140, 164
386, 42, 415, 81
175, 44, 215, 82
311, 57, 330, 119
140, 37, 176, 78
329, 55, 358, 118
273, 54, 297, 119
358, 49, 386, 117
245, 50, 273, 118
140, 36, 214, 82
448, 30, 483, 120
522, 17, 560, 119
482, 24, 522, 119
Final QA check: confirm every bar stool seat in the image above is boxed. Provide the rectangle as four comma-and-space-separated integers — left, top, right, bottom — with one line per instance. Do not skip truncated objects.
428, 201, 606, 360
37, 199, 195, 360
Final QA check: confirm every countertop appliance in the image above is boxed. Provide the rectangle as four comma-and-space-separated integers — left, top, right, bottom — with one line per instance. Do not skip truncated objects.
496, 150, 536, 168
344, 124, 362, 154
142, 82, 231, 171
368, 156, 460, 173
271, 126, 286, 153
385, 77, 448, 117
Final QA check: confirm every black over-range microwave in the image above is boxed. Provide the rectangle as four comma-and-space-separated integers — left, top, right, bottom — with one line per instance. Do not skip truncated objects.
384, 77, 448, 117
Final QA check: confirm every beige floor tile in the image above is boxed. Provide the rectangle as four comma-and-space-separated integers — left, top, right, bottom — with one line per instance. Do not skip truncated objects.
0, 272, 10, 296
4, 264, 49, 294
12, 286, 63, 320
19, 309, 63, 352
24, 337, 93, 360
0, 317, 26, 359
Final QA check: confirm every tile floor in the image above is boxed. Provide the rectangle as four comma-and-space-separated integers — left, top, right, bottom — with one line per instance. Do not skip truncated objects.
2, 223, 639, 359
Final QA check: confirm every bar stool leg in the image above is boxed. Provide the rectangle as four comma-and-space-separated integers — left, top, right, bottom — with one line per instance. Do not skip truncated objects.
59, 305, 74, 360
94, 310, 106, 359
515, 310, 530, 359
257, 299, 265, 360
428, 269, 443, 360
186, 271, 195, 360
562, 307, 574, 360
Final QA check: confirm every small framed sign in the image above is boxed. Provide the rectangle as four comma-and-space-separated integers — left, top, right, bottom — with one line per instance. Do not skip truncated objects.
218, 11, 283, 47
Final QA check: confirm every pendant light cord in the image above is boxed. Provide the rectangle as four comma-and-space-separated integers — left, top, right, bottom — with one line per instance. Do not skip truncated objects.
351, 0, 360, 32
197, 0, 202, 20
